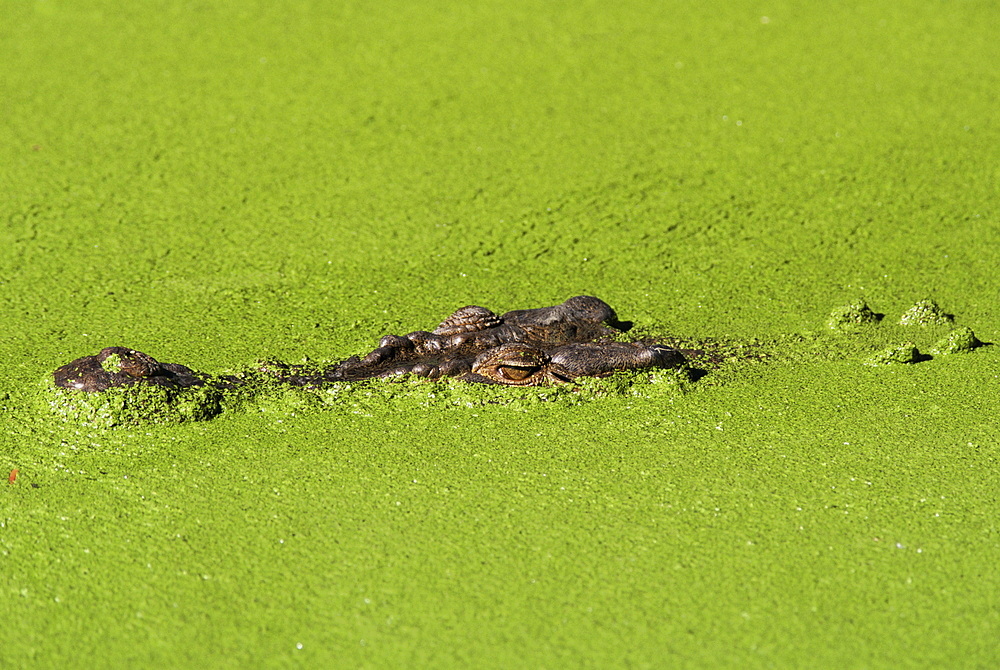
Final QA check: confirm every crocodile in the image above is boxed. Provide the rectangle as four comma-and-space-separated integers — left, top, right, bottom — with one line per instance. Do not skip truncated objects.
52, 295, 685, 393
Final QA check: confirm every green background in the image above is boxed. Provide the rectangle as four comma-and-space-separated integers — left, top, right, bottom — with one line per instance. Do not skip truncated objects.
2, 1, 998, 666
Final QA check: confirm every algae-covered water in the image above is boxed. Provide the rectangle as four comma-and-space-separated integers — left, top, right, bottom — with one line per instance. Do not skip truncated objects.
2, 1, 999, 667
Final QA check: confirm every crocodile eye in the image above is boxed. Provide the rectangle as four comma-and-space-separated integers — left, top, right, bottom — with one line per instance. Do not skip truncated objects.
472, 343, 551, 385
498, 365, 539, 382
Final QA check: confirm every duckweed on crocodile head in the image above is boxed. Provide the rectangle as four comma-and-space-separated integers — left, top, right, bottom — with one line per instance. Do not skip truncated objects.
252, 366, 690, 418
40, 361, 693, 426
99, 352, 124, 374
42, 377, 225, 428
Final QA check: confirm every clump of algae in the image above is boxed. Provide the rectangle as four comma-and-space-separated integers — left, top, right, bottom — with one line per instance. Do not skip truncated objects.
864, 342, 921, 366
930, 326, 983, 355
827, 299, 879, 331
899, 299, 954, 326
